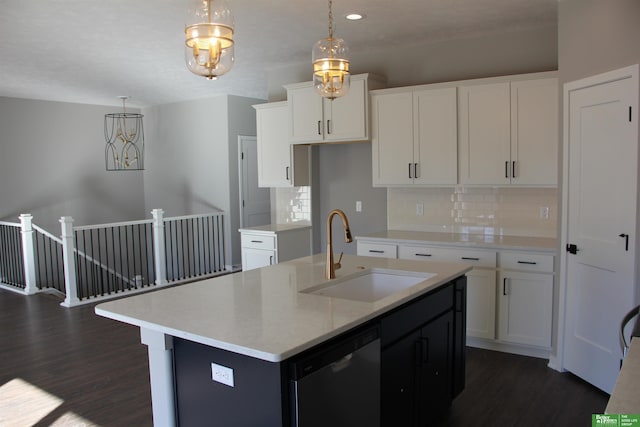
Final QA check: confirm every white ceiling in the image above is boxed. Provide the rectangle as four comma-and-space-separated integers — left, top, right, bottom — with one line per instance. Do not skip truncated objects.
0, 0, 557, 108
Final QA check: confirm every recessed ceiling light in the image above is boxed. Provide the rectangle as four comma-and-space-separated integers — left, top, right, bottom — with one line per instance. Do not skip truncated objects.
345, 13, 365, 21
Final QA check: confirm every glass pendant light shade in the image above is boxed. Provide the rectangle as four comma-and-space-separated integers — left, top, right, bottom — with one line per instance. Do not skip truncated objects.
313, 37, 350, 99
185, 0, 235, 80
313, 0, 350, 100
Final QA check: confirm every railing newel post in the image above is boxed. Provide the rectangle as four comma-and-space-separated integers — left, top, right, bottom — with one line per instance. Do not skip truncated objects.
19, 214, 38, 295
152, 209, 168, 285
60, 216, 80, 307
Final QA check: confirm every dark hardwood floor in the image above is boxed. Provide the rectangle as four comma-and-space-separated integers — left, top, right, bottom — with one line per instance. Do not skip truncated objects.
0, 288, 609, 426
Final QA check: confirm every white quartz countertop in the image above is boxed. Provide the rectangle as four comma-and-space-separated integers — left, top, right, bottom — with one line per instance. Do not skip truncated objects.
606, 337, 640, 414
356, 230, 557, 252
95, 254, 470, 362
238, 223, 311, 234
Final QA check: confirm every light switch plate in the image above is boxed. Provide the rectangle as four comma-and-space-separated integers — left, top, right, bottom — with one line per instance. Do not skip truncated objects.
416, 203, 424, 216
356, 201, 362, 212
212, 362, 234, 387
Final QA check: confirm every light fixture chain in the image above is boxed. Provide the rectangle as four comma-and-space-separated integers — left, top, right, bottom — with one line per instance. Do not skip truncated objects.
328, 0, 333, 39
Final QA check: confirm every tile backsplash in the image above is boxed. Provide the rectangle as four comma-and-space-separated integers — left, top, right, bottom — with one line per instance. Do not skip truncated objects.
387, 187, 557, 237
274, 186, 312, 224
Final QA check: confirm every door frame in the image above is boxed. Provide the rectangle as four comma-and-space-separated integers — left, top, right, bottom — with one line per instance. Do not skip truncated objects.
554, 64, 639, 372
237, 135, 270, 229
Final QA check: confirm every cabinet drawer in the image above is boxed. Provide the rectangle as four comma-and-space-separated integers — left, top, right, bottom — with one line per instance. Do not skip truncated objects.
399, 245, 496, 268
499, 252, 554, 273
241, 234, 276, 250
357, 242, 397, 259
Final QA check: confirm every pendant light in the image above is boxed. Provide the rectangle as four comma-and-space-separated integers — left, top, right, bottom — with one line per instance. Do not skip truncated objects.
312, 0, 350, 100
185, 0, 235, 80
104, 96, 144, 171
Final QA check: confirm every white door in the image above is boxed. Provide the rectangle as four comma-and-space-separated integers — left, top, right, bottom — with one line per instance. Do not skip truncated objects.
563, 65, 638, 393
239, 136, 271, 228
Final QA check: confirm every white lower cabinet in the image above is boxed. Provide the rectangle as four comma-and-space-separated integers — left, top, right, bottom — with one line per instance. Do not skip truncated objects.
358, 239, 555, 354
466, 269, 497, 340
240, 226, 312, 271
497, 252, 554, 348
398, 244, 497, 340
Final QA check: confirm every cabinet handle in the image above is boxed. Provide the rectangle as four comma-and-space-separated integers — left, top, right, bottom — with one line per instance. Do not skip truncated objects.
421, 337, 429, 364
369, 249, 384, 254
269, 255, 274, 265
505, 161, 509, 178
327, 119, 331, 134
414, 341, 422, 367
517, 260, 537, 265
461, 257, 480, 261
251, 240, 263, 243
512, 161, 516, 178
317, 120, 322, 135
619, 233, 630, 251
286, 166, 290, 180
415, 253, 432, 257
408, 163, 413, 179
503, 278, 508, 295
414, 163, 419, 179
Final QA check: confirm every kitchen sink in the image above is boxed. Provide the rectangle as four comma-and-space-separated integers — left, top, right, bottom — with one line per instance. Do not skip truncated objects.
302, 268, 436, 302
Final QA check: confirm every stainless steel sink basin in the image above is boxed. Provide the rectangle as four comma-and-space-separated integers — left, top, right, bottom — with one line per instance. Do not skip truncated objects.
302, 268, 436, 302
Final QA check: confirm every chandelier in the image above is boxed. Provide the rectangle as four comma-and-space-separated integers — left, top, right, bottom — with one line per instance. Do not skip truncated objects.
185, 0, 235, 80
312, 0, 350, 100
104, 96, 144, 171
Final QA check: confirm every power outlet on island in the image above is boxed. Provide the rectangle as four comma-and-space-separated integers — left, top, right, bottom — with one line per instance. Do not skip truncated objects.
211, 362, 234, 387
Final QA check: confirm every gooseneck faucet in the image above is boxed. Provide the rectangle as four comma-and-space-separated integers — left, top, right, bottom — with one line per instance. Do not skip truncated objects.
326, 209, 353, 279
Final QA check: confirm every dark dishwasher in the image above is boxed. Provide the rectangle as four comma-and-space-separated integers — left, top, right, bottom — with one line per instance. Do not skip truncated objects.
289, 325, 380, 427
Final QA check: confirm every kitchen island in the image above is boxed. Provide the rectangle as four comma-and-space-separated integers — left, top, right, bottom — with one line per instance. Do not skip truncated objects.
96, 253, 471, 427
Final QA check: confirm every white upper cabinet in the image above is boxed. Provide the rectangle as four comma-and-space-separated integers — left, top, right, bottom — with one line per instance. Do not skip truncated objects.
510, 78, 559, 186
372, 87, 458, 186
459, 77, 558, 186
285, 74, 385, 144
254, 102, 309, 188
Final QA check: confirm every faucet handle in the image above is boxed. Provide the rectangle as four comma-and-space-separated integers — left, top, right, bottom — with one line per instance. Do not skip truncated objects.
335, 252, 344, 270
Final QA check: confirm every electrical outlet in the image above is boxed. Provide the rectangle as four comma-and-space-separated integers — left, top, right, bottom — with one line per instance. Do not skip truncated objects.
416, 202, 424, 216
356, 201, 362, 212
539, 206, 550, 220
211, 363, 234, 387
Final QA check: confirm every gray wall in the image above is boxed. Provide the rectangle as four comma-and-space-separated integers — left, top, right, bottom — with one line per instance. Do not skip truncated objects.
558, 0, 640, 86
316, 144, 388, 255
0, 97, 146, 232
143, 95, 262, 267
268, 24, 559, 254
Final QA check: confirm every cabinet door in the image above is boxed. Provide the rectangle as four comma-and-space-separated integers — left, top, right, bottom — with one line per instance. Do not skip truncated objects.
459, 82, 511, 185
466, 269, 497, 340
413, 87, 458, 185
371, 92, 414, 185
381, 328, 421, 426
324, 77, 368, 142
416, 311, 453, 425
241, 248, 275, 271
288, 85, 323, 143
498, 271, 553, 347
510, 78, 558, 186
256, 103, 293, 187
